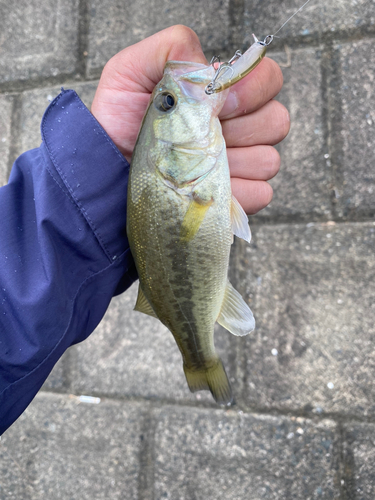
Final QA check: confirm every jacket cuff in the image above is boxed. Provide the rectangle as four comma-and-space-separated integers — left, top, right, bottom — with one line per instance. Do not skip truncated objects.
40, 88, 130, 262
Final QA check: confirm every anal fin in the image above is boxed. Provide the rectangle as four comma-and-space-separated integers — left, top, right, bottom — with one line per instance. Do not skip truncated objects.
134, 284, 158, 319
217, 281, 255, 336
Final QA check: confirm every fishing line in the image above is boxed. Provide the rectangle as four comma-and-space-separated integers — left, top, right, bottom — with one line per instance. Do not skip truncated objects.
272, 0, 313, 37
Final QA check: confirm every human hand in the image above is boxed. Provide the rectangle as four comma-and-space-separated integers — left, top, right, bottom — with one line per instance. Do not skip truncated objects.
91, 25, 289, 214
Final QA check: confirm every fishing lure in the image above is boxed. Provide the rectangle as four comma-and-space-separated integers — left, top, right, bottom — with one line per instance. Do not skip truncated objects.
205, 0, 313, 95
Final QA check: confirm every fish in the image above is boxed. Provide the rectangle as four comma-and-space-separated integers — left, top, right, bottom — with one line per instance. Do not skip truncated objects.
127, 36, 270, 405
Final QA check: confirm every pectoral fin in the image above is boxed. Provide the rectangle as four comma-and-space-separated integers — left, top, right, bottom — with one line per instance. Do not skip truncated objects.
180, 197, 213, 243
231, 195, 251, 243
134, 285, 158, 318
217, 281, 255, 336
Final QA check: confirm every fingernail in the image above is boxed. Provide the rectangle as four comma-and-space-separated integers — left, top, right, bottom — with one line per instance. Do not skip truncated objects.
220, 91, 239, 118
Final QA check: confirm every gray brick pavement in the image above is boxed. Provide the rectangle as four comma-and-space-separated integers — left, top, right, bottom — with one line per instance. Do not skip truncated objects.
1, 0, 374, 498
343, 423, 375, 498
260, 47, 329, 222
154, 407, 340, 499
0, 95, 13, 186
86, 0, 231, 77
244, 0, 375, 42
234, 222, 375, 418
335, 39, 375, 218
0, 393, 144, 500
0, 0, 79, 86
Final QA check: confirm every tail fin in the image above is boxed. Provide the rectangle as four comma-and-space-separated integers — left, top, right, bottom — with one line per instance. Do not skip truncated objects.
183, 359, 233, 406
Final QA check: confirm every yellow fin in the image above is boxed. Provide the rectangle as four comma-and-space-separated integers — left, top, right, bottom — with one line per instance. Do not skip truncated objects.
217, 281, 255, 336
180, 197, 212, 243
183, 359, 233, 406
134, 285, 158, 318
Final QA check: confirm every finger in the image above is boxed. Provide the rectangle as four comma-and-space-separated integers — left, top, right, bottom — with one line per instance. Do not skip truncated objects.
222, 100, 290, 148
220, 57, 283, 119
227, 145, 280, 181
231, 178, 273, 215
103, 25, 207, 93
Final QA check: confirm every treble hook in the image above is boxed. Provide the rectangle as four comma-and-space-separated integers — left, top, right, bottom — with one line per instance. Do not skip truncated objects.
205, 35, 272, 95
205, 50, 243, 95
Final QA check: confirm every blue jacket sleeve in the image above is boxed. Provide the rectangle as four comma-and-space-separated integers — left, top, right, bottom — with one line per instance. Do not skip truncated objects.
0, 89, 137, 435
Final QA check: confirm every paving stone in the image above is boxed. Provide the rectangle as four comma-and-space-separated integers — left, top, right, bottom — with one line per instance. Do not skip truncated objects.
342, 422, 375, 499
257, 47, 329, 221
244, 0, 374, 42
334, 39, 375, 218
18, 82, 98, 156
0, 94, 13, 186
0, 1, 79, 85
41, 353, 67, 391
154, 406, 340, 499
86, 0, 231, 77
70, 282, 234, 404
0, 393, 144, 500
233, 221, 375, 417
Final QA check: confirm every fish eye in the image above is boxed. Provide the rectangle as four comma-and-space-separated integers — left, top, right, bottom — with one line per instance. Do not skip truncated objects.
154, 92, 176, 112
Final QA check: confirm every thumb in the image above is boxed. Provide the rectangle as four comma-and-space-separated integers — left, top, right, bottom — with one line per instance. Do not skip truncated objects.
101, 25, 208, 93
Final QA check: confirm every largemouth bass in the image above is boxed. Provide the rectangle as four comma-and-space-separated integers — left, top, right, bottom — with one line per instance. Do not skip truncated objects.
127, 36, 269, 405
